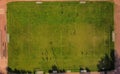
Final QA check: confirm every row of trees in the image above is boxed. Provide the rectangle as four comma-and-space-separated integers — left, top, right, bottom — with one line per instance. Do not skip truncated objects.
7, 67, 32, 74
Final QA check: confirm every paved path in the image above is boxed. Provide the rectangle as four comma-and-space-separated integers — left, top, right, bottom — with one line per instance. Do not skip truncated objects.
0, 0, 7, 74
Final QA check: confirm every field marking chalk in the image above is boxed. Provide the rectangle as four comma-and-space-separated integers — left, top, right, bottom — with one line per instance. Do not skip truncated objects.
36, 2, 43, 4
112, 31, 115, 42
7, 33, 9, 43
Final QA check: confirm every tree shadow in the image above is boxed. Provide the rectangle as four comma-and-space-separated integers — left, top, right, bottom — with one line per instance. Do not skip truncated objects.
79, 67, 90, 74
48, 65, 66, 74
52, 65, 58, 71
85, 67, 90, 72
7, 67, 32, 74
79, 67, 84, 71
97, 49, 115, 72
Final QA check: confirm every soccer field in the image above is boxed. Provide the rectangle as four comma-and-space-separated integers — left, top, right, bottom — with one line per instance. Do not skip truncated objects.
7, 1, 114, 72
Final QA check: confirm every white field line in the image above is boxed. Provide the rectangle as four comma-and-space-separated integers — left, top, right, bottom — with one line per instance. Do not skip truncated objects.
112, 31, 115, 42
7, 33, 9, 43
36, 1, 43, 4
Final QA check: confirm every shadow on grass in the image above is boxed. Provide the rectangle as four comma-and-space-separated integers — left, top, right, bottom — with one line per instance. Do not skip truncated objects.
7, 67, 32, 74
97, 49, 115, 72
48, 65, 66, 74
79, 67, 90, 74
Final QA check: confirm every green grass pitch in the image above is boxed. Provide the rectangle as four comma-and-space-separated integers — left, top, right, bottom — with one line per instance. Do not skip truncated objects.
7, 1, 114, 72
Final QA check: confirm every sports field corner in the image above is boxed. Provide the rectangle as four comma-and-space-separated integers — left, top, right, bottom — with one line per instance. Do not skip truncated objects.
6, 1, 114, 73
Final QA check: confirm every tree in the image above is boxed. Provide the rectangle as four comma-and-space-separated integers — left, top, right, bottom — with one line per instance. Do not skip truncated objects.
97, 54, 114, 71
